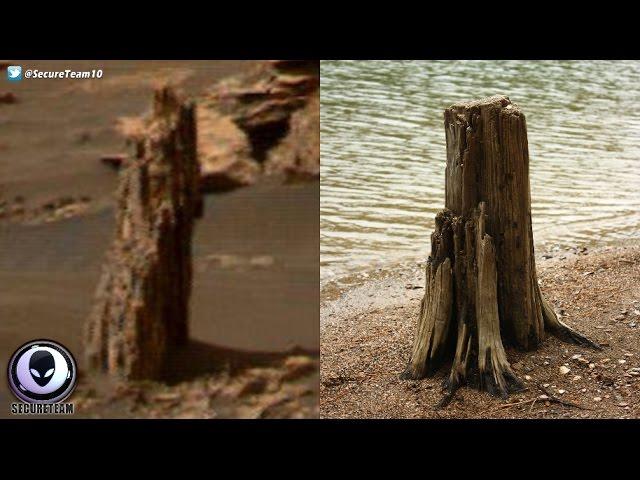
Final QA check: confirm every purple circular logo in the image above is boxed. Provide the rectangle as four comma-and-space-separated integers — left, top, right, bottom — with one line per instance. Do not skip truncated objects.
7, 340, 77, 404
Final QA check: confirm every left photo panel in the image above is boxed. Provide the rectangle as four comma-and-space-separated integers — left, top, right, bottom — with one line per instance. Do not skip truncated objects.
0, 60, 319, 418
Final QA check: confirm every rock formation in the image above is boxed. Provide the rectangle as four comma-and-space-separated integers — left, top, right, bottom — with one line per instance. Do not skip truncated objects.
85, 87, 202, 380
109, 61, 319, 192
197, 60, 319, 190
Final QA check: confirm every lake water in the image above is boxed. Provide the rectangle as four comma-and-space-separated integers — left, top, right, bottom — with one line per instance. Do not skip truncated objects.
320, 60, 640, 285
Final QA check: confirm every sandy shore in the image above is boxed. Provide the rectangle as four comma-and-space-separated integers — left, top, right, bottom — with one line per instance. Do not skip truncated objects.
320, 244, 640, 418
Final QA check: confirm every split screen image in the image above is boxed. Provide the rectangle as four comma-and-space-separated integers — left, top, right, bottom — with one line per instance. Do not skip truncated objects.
2, 60, 639, 419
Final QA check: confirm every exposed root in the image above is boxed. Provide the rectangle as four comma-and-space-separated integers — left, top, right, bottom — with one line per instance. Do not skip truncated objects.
438, 226, 522, 408
439, 319, 472, 407
536, 384, 592, 410
475, 231, 523, 398
436, 388, 459, 409
540, 292, 602, 350
400, 257, 453, 380
403, 202, 598, 409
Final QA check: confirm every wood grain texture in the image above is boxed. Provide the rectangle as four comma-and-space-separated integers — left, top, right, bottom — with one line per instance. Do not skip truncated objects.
403, 96, 598, 403
84, 87, 202, 380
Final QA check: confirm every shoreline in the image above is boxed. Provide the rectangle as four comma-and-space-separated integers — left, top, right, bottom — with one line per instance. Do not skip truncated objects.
320, 243, 640, 419
321, 239, 640, 321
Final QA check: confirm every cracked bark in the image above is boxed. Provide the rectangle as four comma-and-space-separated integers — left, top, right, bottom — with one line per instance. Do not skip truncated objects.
401, 95, 599, 405
84, 87, 202, 380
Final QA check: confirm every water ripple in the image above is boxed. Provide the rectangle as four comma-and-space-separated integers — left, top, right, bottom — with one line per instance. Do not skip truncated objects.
321, 60, 640, 282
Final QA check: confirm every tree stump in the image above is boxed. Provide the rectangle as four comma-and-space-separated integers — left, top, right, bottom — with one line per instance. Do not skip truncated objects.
85, 87, 202, 380
401, 95, 599, 405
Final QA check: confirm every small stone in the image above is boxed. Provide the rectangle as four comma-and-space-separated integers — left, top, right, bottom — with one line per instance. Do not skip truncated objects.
573, 375, 582, 381
154, 392, 181, 402
100, 154, 128, 169
589, 363, 596, 369
559, 366, 570, 375
593, 397, 602, 402
249, 255, 275, 268
524, 375, 532, 381
0, 92, 17, 104
618, 359, 626, 364
558, 389, 566, 394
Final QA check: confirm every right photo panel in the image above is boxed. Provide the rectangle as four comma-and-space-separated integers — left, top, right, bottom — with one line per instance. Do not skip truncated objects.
320, 60, 640, 419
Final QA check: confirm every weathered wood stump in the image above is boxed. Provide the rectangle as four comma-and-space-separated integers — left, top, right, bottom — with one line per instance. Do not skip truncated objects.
401, 95, 599, 405
85, 87, 202, 380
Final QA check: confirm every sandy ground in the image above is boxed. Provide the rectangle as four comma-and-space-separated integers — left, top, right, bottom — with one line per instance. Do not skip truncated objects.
1, 60, 252, 205
320, 244, 640, 418
0, 61, 318, 419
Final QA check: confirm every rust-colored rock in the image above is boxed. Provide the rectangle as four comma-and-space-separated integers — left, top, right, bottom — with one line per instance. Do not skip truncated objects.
85, 86, 202, 380
111, 61, 319, 194
265, 94, 319, 181
197, 60, 319, 191
197, 107, 259, 192
268, 59, 319, 76
0, 92, 17, 104
100, 154, 128, 170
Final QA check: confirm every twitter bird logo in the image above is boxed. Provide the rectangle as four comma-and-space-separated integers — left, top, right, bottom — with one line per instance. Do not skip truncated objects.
7, 66, 22, 82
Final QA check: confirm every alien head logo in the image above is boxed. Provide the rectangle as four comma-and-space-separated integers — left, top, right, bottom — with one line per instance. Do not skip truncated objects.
29, 350, 56, 387
8, 340, 77, 404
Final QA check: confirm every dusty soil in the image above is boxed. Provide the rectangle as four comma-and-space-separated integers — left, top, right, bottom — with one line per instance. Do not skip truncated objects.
320, 244, 640, 418
0, 61, 318, 419
71, 351, 318, 419
0, 60, 253, 209
0, 180, 319, 419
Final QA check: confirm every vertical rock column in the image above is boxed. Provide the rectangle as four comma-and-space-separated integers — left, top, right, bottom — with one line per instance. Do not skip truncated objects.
85, 87, 202, 380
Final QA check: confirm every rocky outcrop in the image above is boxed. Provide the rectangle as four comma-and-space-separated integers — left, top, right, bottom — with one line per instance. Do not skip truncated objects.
197, 107, 260, 192
85, 87, 202, 380
198, 60, 319, 191
264, 94, 319, 181
0, 195, 91, 224
107, 61, 319, 193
